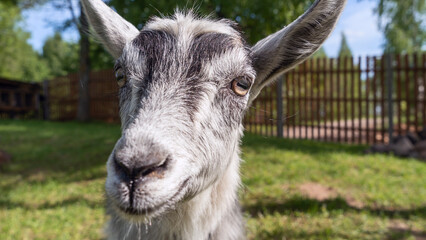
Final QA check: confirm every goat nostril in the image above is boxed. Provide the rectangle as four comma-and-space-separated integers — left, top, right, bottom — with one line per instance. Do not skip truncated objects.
134, 157, 169, 179
114, 155, 170, 181
114, 157, 132, 178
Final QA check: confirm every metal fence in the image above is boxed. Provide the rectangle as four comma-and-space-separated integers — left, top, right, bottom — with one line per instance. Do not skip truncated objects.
244, 53, 426, 144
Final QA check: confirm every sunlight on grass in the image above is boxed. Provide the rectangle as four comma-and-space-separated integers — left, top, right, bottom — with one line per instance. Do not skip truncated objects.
0, 120, 425, 239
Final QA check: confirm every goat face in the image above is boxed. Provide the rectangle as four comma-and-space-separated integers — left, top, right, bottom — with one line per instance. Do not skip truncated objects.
81, 0, 346, 223
107, 16, 255, 220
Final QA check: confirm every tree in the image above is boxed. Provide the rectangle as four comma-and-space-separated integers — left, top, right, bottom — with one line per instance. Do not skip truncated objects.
0, 2, 49, 82
25, 0, 94, 121
17, 0, 115, 121
312, 47, 328, 58
375, 0, 425, 53
76, 4, 91, 121
42, 32, 79, 78
338, 32, 353, 58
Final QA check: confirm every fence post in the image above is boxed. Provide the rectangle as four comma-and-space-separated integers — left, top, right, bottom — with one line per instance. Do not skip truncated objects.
35, 83, 41, 119
42, 80, 50, 120
385, 54, 394, 142
276, 76, 284, 138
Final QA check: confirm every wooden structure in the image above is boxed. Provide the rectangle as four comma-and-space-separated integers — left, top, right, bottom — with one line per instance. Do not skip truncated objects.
0, 77, 41, 118
245, 53, 426, 144
48, 69, 120, 122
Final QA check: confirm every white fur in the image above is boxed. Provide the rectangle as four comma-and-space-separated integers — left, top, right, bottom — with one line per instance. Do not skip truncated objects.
80, 0, 346, 239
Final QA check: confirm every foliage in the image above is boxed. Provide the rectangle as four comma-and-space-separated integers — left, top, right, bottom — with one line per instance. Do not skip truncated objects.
107, 0, 314, 44
89, 39, 115, 71
40, 32, 113, 78
0, 120, 425, 239
40, 1, 113, 75
338, 32, 353, 58
375, 0, 426, 53
6, 0, 47, 9
0, 2, 49, 82
42, 33, 79, 78
312, 47, 328, 58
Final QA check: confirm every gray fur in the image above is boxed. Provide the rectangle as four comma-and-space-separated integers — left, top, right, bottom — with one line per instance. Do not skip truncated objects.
80, 1, 346, 239
249, 0, 347, 103
81, 0, 139, 58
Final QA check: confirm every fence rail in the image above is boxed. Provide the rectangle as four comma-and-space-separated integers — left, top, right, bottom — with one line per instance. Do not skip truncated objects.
244, 53, 426, 144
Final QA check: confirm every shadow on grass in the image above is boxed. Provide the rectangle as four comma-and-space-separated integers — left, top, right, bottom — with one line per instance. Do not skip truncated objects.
244, 196, 426, 220
242, 133, 366, 155
0, 196, 103, 210
252, 227, 346, 240
0, 120, 118, 214
387, 226, 426, 240
0, 120, 120, 182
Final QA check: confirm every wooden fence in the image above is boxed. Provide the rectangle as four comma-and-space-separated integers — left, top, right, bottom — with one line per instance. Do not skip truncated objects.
0, 77, 41, 118
47, 69, 120, 122
45, 53, 426, 144
245, 53, 426, 144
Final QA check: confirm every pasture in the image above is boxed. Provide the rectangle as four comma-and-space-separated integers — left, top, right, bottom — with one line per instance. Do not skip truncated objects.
0, 120, 425, 239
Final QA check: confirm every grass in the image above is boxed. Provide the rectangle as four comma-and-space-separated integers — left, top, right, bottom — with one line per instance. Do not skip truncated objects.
0, 120, 425, 240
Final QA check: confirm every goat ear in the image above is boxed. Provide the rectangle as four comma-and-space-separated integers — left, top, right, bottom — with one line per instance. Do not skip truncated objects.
248, 0, 346, 103
81, 0, 139, 58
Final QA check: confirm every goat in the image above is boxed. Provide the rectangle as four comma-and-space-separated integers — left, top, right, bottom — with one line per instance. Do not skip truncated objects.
81, 0, 346, 239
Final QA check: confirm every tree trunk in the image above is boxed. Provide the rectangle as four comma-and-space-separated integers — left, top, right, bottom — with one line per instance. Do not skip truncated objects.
77, 3, 91, 122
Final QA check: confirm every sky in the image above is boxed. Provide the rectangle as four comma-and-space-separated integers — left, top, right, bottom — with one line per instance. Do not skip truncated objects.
22, 0, 385, 57
323, 0, 385, 57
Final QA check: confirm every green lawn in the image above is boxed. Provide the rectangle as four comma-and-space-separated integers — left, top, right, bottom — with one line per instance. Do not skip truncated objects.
0, 120, 425, 240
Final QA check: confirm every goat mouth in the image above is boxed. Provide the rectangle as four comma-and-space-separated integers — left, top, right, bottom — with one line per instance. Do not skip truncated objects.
116, 177, 191, 218
119, 204, 163, 216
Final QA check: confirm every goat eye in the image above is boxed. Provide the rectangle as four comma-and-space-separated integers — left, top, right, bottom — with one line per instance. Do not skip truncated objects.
231, 77, 251, 96
115, 68, 127, 87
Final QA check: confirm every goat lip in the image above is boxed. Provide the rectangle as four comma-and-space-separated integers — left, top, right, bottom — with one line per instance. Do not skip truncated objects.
115, 177, 190, 218
118, 204, 162, 216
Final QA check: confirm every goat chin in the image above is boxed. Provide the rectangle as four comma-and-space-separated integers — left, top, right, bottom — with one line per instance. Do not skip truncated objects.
105, 155, 245, 240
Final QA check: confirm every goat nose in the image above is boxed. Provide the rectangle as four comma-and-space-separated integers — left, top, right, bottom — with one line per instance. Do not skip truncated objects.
113, 152, 169, 181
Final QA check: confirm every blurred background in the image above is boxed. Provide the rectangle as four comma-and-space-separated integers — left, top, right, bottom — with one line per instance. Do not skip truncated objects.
2, 0, 424, 83
0, 0, 425, 239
